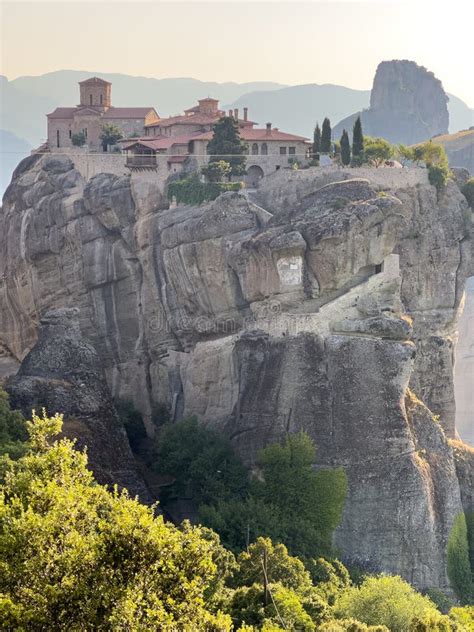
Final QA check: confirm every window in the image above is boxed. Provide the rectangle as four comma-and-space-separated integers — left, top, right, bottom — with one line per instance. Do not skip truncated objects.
90, 94, 93, 105
69, 130, 72, 138
289, 147, 296, 155
251, 143, 259, 155
279, 147, 287, 155
261, 143, 268, 155
100, 94, 103, 105
276, 165, 280, 170
83, 128, 88, 138
56, 130, 60, 148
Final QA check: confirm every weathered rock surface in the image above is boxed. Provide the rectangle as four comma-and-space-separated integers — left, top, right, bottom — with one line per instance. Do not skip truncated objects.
0, 154, 473, 591
5, 307, 151, 502
333, 60, 449, 145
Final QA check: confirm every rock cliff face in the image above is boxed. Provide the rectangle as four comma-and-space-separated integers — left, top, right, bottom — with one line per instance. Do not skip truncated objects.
333, 60, 449, 145
0, 154, 472, 591
5, 307, 151, 502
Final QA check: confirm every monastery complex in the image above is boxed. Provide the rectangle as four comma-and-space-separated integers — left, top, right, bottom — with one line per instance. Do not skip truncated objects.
47, 77, 310, 186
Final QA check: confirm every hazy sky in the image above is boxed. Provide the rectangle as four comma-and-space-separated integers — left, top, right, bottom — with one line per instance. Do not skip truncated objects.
1, 0, 473, 106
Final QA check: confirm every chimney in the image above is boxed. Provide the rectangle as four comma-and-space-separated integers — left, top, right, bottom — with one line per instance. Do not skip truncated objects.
228, 109, 233, 118
243, 107, 248, 121
234, 108, 239, 120
266, 122, 272, 135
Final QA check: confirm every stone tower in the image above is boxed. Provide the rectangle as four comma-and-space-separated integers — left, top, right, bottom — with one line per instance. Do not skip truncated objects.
78, 77, 111, 110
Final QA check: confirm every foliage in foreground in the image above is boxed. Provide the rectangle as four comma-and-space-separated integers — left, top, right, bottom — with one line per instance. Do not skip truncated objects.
334, 575, 458, 632
0, 411, 231, 630
0, 408, 472, 630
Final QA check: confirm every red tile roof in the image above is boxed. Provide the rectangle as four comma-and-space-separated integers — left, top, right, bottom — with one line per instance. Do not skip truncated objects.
240, 128, 309, 142
79, 77, 111, 85
145, 113, 257, 128
189, 128, 308, 142
103, 107, 157, 119
47, 107, 77, 119
121, 133, 203, 151
47, 106, 157, 120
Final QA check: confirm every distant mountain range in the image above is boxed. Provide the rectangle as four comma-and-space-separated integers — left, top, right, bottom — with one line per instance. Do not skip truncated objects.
1, 70, 473, 197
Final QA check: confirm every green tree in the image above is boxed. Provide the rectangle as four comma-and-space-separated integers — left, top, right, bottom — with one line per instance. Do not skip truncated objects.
0, 388, 27, 459
313, 123, 321, 157
363, 137, 394, 167
254, 432, 347, 557
99, 123, 123, 152
352, 116, 364, 161
207, 116, 247, 176
447, 513, 473, 604
334, 575, 450, 632
0, 410, 232, 630
340, 130, 351, 166
233, 537, 313, 593
461, 178, 474, 209
321, 118, 332, 153
155, 417, 248, 506
202, 160, 232, 182
397, 144, 415, 166
71, 131, 86, 147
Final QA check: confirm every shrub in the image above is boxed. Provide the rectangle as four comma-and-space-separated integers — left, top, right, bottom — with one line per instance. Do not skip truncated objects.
428, 164, 451, 192
461, 177, 474, 209
167, 173, 242, 205
446, 513, 473, 604
0, 388, 28, 459
449, 605, 474, 628
334, 575, 444, 632
115, 399, 147, 453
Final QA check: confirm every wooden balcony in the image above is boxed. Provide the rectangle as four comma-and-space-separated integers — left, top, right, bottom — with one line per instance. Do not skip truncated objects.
125, 153, 157, 170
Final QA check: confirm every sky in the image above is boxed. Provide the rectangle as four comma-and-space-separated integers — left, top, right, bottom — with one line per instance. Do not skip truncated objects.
1, 0, 473, 106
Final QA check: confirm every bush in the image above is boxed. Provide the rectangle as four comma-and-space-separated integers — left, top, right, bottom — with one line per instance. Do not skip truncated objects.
318, 620, 389, 631
428, 164, 451, 192
363, 137, 394, 167
449, 605, 474, 628
334, 575, 444, 632
446, 513, 473, 604
0, 388, 28, 459
167, 173, 242, 205
115, 399, 147, 453
461, 178, 474, 209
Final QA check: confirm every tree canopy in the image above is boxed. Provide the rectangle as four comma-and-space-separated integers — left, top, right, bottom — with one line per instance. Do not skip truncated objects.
207, 116, 247, 176
0, 388, 28, 459
99, 123, 123, 150
0, 411, 232, 630
313, 123, 321, 156
363, 137, 394, 167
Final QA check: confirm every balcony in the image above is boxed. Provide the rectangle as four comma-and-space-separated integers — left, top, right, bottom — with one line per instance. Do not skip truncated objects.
125, 153, 157, 170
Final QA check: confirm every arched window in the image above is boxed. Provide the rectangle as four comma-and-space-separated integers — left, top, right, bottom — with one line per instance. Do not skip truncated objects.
261, 143, 268, 155
251, 143, 259, 155
90, 94, 93, 105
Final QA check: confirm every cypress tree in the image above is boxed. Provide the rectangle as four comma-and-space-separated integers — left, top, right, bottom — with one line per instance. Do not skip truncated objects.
320, 118, 332, 153
207, 116, 247, 176
352, 115, 364, 158
313, 123, 321, 157
340, 130, 351, 166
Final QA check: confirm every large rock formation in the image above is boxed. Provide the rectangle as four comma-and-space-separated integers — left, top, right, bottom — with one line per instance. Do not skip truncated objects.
5, 307, 151, 502
0, 154, 472, 591
333, 60, 449, 145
